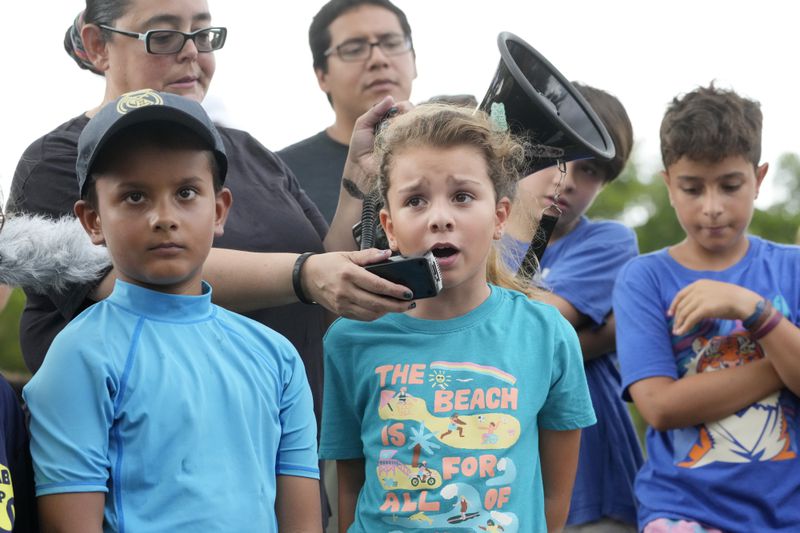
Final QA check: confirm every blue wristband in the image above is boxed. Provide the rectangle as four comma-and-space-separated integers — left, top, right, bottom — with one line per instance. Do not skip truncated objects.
743, 299, 766, 329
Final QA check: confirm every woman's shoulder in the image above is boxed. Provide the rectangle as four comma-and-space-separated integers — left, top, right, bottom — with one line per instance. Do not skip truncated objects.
9, 114, 89, 217
19, 114, 88, 160
215, 125, 290, 175
216, 125, 276, 157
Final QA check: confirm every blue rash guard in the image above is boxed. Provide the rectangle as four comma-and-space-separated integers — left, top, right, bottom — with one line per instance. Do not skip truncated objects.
25, 280, 319, 533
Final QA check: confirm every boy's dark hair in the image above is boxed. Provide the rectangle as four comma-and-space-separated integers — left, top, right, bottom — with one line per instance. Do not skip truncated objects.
574, 83, 633, 183
660, 83, 762, 168
83, 121, 223, 207
309, 0, 413, 74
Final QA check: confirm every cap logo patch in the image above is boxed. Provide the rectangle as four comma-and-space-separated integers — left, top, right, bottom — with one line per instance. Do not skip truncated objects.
116, 89, 164, 115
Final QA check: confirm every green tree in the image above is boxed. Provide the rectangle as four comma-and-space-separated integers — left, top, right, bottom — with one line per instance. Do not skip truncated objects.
588, 151, 800, 252
0, 288, 27, 374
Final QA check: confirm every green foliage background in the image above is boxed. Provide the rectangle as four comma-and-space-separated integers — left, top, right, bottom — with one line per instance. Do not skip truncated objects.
0, 288, 26, 375
588, 152, 800, 253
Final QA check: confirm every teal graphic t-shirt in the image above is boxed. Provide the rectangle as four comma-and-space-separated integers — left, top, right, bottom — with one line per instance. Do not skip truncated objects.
320, 285, 596, 532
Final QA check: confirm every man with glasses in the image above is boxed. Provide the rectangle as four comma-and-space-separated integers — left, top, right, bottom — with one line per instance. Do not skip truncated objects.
279, 0, 417, 223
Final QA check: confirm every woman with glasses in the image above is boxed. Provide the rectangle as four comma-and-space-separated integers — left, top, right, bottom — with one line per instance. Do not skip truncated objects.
8, 0, 411, 527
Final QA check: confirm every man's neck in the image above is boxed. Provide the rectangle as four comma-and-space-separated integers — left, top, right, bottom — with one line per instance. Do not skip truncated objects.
326, 116, 357, 145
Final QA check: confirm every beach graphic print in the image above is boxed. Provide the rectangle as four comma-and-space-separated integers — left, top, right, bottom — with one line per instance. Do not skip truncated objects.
372, 360, 522, 532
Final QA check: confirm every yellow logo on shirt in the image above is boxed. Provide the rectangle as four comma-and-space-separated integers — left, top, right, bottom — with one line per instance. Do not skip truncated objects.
0, 464, 14, 532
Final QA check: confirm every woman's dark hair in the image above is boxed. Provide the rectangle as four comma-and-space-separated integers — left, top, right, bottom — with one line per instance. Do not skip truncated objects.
64, 0, 132, 76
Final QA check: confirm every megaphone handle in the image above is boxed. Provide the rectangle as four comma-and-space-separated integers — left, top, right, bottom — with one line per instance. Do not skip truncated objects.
359, 190, 382, 250
515, 160, 567, 280
516, 208, 560, 279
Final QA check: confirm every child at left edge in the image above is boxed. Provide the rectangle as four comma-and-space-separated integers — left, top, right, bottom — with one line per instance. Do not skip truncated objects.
23, 89, 321, 532
320, 103, 596, 532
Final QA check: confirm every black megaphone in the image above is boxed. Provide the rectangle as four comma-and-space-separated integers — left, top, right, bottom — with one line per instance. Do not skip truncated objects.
479, 31, 615, 174
479, 32, 616, 275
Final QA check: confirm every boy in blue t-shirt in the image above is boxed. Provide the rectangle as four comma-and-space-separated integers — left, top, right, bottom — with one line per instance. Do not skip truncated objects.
614, 84, 800, 532
504, 83, 642, 532
23, 90, 321, 532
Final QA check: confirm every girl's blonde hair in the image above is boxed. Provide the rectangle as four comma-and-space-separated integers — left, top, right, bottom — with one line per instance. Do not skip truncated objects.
374, 103, 541, 299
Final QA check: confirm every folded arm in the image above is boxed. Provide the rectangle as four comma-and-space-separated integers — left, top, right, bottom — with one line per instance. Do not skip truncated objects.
670, 279, 800, 396
540, 291, 615, 360
630, 360, 783, 430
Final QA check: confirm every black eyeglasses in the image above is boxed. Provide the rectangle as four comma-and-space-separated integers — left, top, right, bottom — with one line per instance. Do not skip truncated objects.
99, 25, 227, 55
325, 33, 412, 62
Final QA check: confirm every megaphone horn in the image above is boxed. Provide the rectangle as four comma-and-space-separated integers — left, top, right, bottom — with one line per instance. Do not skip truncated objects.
479, 32, 615, 174
479, 32, 615, 276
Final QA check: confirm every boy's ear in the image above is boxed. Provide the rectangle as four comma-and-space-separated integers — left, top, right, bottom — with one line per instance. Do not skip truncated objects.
379, 207, 400, 252
661, 170, 675, 206
213, 188, 233, 238
493, 197, 512, 240
754, 163, 769, 197
80, 24, 110, 73
315, 68, 330, 94
74, 199, 106, 245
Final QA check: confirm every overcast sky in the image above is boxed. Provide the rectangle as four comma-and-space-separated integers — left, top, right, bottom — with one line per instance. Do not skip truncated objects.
2, 1, 797, 209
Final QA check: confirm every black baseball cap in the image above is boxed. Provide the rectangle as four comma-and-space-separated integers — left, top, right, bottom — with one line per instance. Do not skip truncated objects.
76, 89, 228, 196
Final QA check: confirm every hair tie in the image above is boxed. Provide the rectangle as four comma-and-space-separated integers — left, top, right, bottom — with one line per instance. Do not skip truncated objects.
64, 10, 105, 76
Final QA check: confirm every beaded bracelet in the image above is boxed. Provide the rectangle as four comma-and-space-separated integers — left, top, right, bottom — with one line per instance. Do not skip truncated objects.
743, 299, 766, 329
292, 252, 317, 305
751, 309, 783, 341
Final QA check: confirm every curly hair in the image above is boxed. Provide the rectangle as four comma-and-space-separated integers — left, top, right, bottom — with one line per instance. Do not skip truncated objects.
375, 104, 526, 204
660, 83, 762, 168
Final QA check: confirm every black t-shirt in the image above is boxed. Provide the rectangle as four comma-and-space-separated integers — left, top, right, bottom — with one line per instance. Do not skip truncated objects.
8, 115, 328, 428
278, 130, 349, 224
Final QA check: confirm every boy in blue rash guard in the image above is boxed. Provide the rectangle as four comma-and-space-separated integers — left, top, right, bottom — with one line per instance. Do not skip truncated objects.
23, 89, 321, 533
614, 84, 800, 532
503, 83, 642, 532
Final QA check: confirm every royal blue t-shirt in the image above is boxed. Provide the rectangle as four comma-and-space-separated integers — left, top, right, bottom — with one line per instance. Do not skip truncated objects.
614, 236, 800, 531
320, 285, 596, 532
25, 280, 319, 533
504, 216, 643, 525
